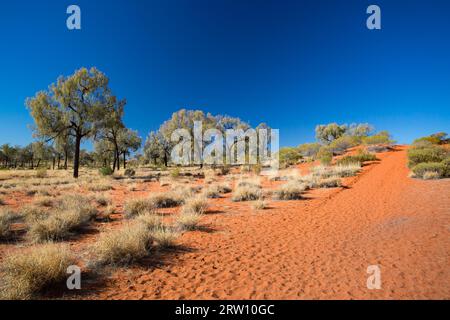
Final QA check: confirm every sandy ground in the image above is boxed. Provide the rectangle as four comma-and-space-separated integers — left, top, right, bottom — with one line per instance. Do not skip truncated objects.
69, 146, 448, 300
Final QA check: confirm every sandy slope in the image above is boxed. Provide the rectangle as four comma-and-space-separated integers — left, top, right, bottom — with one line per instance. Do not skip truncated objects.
89, 147, 449, 300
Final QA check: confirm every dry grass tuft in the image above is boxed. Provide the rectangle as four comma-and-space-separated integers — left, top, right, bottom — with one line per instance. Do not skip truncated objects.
150, 225, 179, 248
422, 171, 441, 180
123, 198, 155, 218
176, 211, 202, 231
0, 243, 74, 299
182, 196, 209, 215
149, 192, 183, 208
252, 199, 268, 210
232, 185, 262, 202
91, 222, 152, 266
27, 195, 97, 243
274, 181, 307, 200
0, 209, 17, 240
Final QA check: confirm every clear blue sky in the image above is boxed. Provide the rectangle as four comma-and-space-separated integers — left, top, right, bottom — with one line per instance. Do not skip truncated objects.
0, 0, 449, 147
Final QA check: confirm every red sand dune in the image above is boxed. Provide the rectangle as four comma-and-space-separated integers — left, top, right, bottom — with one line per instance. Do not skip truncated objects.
83, 146, 449, 299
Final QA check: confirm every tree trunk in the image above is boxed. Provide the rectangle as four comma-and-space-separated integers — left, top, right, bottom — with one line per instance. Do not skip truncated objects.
73, 134, 82, 178
123, 152, 126, 169
52, 157, 55, 170
116, 150, 120, 170
57, 155, 61, 169
36, 159, 41, 168
64, 149, 68, 170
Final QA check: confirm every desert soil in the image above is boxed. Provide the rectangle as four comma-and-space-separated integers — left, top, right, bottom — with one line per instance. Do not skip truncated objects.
78, 146, 450, 300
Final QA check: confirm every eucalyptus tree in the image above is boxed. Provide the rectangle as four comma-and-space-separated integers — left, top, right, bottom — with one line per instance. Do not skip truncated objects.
26, 67, 113, 178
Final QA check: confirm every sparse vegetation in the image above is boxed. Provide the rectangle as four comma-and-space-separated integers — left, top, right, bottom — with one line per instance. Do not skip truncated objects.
274, 181, 307, 200
0, 209, 17, 240
407, 133, 449, 179
232, 185, 262, 202
0, 243, 75, 299
124, 198, 155, 218
252, 199, 267, 210
92, 222, 152, 266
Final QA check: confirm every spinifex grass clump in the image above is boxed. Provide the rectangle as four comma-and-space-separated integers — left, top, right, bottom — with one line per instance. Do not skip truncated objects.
92, 222, 152, 266
27, 195, 98, 243
0, 243, 75, 299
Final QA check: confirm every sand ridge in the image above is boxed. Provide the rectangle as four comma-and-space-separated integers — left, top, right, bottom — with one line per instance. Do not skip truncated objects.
76, 146, 449, 300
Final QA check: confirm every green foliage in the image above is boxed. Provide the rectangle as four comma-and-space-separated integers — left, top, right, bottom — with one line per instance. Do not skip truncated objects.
328, 136, 360, 155
315, 123, 348, 144
411, 162, 446, 179
278, 147, 301, 169
316, 147, 333, 165
407, 146, 447, 168
362, 131, 394, 145
297, 142, 321, 158
413, 132, 448, 146
335, 152, 377, 166
99, 166, 114, 176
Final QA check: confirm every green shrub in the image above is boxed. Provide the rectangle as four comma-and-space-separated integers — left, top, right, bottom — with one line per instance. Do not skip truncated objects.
407, 146, 447, 168
441, 157, 450, 177
336, 152, 377, 166
328, 136, 359, 155
411, 162, 446, 179
99, 167, 113, 176
362, 131, 394, 145
297, 143, 321, 158
278, 147, 302, 169
317, 147, 333, 165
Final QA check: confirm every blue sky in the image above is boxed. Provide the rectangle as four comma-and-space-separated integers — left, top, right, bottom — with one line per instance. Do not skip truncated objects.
0, 0, 449, 147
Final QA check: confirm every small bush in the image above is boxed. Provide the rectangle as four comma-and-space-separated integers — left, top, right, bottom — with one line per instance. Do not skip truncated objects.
176, 211, 202, 231
92, 222, 152, 266
273, 181, 306, 200
315, 176, 342, 188
28, 196, 97, 243
328, 136, 359, 155
232, 185, 262, 202
407, 146, 447, 168
137, 213, 163, 230
182, 197, 209, 215
99, 167, 113, 176
204, 184, 231, 198
149, 192, 183, 208
317, 147, 333, 165
298, 143, 321, 158
124, 168, 136, 177
362, 134, 393, 145
0, 243, 74, 299
150, 225, 179, 248
278, 147, 302, 169
332, 163, 361, 177
252, 199, 267, 210
335, 152, 377, 166
411, 162, 446, 179
124, 198, 154, 218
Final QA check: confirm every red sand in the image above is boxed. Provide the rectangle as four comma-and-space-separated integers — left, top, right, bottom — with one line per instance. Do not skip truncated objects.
81, 146, 450, 300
